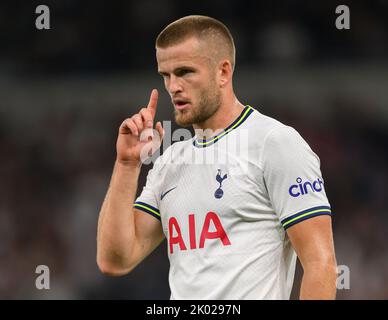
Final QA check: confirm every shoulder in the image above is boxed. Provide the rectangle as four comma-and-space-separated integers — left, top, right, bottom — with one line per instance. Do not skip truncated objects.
245, 107, 292, 143
247, 108, 308, 148
264, 125, 307, 150
246, 107, 318, 166
245, 107, 309, 154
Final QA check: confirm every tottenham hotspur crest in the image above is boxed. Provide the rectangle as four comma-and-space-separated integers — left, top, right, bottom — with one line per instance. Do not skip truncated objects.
214, 169, 228, 199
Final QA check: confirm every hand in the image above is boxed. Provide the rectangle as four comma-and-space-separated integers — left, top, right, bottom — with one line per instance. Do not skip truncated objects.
116, 89, 164, 166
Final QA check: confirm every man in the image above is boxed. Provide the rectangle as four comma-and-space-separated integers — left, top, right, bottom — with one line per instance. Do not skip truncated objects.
97, 15, 337, 299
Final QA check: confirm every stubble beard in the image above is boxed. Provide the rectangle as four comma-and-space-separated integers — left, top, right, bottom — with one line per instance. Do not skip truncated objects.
174, 83, 221, 128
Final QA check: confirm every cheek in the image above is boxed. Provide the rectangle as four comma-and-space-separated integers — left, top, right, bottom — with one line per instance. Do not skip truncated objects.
185, 77, 201, 90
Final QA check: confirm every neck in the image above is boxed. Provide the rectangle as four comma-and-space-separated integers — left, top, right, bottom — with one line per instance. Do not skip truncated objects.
193, 95, 245, 140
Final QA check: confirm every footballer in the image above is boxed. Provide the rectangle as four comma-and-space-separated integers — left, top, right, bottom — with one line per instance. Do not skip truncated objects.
97, 15, 337, 299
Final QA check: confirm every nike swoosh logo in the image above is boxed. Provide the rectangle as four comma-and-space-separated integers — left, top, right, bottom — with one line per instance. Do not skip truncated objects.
161, 186, 177, 200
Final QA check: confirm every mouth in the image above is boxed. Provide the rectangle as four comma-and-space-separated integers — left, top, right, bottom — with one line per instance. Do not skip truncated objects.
173, 100, 190, 111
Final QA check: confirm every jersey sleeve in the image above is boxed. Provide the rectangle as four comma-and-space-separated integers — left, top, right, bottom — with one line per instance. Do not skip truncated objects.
261, 126, 332, 230
133, 158, 163, 222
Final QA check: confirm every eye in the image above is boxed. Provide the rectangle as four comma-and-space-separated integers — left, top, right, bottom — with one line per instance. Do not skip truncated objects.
158, 71, 169, 79
176, 69, 193, 77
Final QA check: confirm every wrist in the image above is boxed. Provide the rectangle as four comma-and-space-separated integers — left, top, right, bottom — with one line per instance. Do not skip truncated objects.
115, 158, 142, 170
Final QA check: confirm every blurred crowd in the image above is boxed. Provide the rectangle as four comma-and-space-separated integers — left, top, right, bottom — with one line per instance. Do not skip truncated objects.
1, 0, 387, 74
0, 0, 387, 299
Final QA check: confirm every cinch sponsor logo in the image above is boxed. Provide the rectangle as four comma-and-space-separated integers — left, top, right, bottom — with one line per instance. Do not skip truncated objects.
289, 177, 324, 197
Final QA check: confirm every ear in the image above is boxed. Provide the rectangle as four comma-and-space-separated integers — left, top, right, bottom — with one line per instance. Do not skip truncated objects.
217, 60, 233, 88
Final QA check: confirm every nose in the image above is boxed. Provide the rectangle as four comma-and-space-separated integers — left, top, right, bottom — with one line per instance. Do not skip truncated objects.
166, 75, 183, 95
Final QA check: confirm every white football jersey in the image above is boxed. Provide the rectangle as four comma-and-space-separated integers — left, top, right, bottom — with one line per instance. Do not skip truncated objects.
134, 106, 332, 300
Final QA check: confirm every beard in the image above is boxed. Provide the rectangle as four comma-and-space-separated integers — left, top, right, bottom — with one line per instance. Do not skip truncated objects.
174, 83, 221, 128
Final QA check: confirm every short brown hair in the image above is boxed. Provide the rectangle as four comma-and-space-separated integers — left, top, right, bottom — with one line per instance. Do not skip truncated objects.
156, 15, 236, 69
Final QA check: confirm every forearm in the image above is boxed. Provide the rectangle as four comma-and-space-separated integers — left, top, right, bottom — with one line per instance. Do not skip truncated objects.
299, 262, 337, 300
97, 160, 141, 273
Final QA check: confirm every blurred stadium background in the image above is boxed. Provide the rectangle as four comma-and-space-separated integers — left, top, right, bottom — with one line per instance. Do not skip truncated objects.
0, 0, 387, 299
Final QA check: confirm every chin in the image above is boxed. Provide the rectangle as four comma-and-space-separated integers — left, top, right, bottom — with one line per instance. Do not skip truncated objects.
174, 110, 193, 127
175, 115, 194, 127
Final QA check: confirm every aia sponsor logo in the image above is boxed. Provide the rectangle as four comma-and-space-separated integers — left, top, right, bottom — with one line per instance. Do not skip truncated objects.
168, 212, 231, 254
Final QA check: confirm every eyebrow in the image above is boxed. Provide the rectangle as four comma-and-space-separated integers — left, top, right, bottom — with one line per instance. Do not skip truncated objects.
158, 66, 196, 76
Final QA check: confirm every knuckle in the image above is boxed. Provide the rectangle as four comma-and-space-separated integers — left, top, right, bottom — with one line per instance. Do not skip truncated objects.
140, 108, 151, 119
132, 114, 141, 122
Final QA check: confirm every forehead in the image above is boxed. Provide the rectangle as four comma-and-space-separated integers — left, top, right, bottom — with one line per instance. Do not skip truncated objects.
156, 37, 210, 71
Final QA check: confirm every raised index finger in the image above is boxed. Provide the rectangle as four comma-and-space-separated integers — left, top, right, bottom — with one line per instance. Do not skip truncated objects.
147, 89, 158, 119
